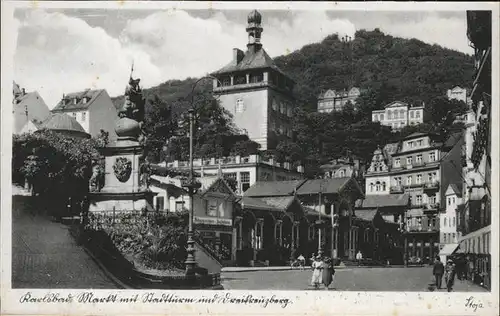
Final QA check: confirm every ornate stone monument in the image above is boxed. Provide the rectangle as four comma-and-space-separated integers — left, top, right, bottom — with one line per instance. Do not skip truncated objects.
88, 71, 156, 212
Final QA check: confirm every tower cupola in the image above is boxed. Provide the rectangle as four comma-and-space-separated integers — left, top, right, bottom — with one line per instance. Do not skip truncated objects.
246, 9, 263, 51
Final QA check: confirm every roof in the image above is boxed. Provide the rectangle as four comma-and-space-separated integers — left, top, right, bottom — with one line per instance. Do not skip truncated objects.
446, 184, 462, 197
52, 89, 105, 112
384, 101, 408, 109
443, 132, 463, 148
296, 178, 352, 195
13, 89, 51, 133
244, 180, 306, 197
356, 193, 409, 208
355, 209, 378, 222
211, 47, 290, 80
40, 113, 87, 133
404, 132, 430, 140
239, 196, 295, 211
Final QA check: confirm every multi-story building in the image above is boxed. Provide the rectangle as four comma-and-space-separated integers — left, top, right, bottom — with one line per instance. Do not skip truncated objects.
159, 154, 304, 195
455, 10, 492, 290
359, 131, 463, 263
13, 82, 51, 135
438, 184, 462, 262
372, 101, 427, 131
447, 86, 469, 104
51, 89, 118, 139
317, 87, 361, 113
211, 10, 295, 150
320, 156, 363, 180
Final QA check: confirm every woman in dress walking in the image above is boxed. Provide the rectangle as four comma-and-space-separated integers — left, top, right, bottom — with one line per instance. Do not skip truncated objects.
311, 255, 323, 289
322, 257, 335, 290
445, 259, 457, 292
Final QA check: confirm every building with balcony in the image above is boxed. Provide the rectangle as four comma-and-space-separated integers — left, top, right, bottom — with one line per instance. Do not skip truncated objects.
51, 89, 118, 139
13, 81, 51, 135
210, 10, 295, 150
360, 131, 463, 263
372, 101, 428, 131
317, 87, 361, 113
454, 10, 492, 290
158, 154, 304, 196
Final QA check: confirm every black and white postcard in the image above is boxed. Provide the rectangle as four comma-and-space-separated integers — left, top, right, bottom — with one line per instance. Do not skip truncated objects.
1, 1, 498, 315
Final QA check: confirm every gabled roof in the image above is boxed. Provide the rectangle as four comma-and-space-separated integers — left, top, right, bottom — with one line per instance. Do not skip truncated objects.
446, 184, 462, 197
52, 89, 105, 112
244, 180, 306, 197
384, 101, 408, 109
296, 177, 357, 195
355, 209, 378, 222
403, 132, 432, 140
211, 48, 291, 81
355, 193, 409, 208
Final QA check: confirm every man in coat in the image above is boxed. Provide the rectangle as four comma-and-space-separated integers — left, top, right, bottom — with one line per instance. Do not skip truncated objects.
433, 256, 445, 289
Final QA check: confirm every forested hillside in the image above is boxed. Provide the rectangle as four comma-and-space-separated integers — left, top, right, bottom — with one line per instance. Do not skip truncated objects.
112, 29, 473, 177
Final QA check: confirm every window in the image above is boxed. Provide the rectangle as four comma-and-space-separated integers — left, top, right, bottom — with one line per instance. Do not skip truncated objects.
82, 97, 87, 104
156, 196, 164, 211
444, 233, 447, 243
388, 110, 393, 119
175, 201, 185, 212
380, 114, 384, 120
280, 102, 285, 114
206, 200, 218, 216
416, 174, 422, 184
81, 112, 86, 122
444, 217, 447, 226
240, 172, 250, 192
408, 141, 413, 148
399, 109, 405, 119
222, 77, 231, 86
72, 112, 77, 119
394, 158, 400, 167
429, 196, 436, 204
416, 154, 422, 164
452, 197, 456, 204
410, 111, 414, 118
429, 152, 436, 162
416, 111, 421, 118
236, 99, 245, 113
406, 176, 412, 185
373, 115, 377, 121
416, 195, 422, 205
448, 198, 451, 206
417, 140, 423, 147
452, 233, 456, 241
407, 157, 413, 165
376, 181, 381, 191
382, 182, 386, 191
370, 183, 374, 192
396, 177, 402, 186
339, 169, 346, 177
73, 98, 78, 105
428, 173, 433, 183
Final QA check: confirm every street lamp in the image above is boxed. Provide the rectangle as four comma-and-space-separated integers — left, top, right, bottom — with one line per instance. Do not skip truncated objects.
182, 75, 221, 275
316, 179, 325, 257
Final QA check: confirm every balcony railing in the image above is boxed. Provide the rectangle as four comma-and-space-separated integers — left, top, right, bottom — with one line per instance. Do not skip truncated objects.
406, 225, 439, 233
390, 185, 404, 193
424, 181, 440, 190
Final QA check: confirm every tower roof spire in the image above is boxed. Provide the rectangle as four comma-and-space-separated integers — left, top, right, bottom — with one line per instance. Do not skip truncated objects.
246, 9, 263, 51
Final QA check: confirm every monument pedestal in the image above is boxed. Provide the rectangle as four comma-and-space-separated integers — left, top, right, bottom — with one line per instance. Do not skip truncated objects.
88, 133, 156, 213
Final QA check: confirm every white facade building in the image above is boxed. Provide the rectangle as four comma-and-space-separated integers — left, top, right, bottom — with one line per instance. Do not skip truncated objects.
372, 101, 427, 131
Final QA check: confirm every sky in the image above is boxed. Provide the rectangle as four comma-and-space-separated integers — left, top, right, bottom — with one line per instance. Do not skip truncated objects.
13, 8, 473, 109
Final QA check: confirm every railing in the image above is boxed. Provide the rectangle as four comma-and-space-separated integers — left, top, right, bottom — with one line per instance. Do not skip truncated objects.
406, 225, 439, 233
424, 181, 440, 190
390, 185, 404, 193
193, 234, 231, 263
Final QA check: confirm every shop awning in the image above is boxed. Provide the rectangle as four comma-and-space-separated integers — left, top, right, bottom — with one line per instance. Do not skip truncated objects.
439, 243, 459, 256
458, 225, 491, 255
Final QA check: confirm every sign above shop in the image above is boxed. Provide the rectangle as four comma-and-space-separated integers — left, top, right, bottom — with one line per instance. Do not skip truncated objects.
194, 216, 232, 226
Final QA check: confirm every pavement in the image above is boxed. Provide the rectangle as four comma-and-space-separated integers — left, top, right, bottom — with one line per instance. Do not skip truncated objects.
221, 266, 489, 291
12, 195, 120, 289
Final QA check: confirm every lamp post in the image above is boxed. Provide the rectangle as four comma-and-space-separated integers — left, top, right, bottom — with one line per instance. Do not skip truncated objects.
316, 180, 325, 257
182, 75, 222, 275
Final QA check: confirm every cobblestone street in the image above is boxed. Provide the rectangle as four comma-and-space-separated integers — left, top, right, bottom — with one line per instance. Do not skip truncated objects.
12, 196, 119, 289
221, 267, 489, 292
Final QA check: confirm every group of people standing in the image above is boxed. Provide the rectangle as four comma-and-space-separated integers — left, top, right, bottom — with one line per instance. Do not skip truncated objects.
310, 254, 335, 290
432, 257, 457, 292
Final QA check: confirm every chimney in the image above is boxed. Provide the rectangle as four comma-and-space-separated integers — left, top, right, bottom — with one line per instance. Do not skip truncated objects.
233, 48, 244, 66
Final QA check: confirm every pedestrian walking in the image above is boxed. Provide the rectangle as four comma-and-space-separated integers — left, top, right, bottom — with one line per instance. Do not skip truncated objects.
297, 254, 305, 271
321, 257, 335, 290
445, 259, 456, 292
432, 256, 444, 289
310, 255, 323, 289
356, 250, 363, 266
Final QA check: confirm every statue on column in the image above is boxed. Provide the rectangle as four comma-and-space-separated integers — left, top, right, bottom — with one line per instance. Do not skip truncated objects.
118, 63, 146, 129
